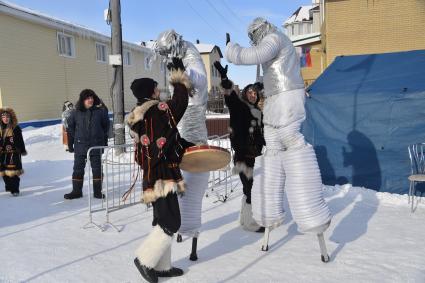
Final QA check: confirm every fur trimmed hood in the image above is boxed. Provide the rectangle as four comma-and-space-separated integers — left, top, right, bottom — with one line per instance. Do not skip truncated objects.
0, 107, 18, 129
126, 100, 160, 128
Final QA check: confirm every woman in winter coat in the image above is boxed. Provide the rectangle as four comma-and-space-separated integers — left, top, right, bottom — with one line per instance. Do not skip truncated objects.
0, 108, 27, 196
126, 58, 191, 283
214, 61, 266, 232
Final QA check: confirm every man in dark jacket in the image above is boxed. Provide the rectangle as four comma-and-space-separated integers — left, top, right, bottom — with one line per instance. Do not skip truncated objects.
214, 61, 266, 232
64, 89, 110, 200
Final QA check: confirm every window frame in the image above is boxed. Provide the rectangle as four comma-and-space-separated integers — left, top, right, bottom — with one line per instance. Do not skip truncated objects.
57, 32, 76, 58
123, 50, 132, 66
144, 55, 151, 71
95, 42, 108, 63
160, 60, 166, 73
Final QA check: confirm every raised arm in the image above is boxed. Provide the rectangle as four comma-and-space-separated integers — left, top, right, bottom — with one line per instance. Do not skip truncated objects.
183, 43, 208, 105
226, 33, 281, 66
166, 59, 191, 124
213, 60, 243, 111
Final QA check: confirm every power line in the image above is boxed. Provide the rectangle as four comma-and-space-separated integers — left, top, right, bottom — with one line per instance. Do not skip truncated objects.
219, 0, 246, 26
205, 0, 244, 33
183, 0, 221, 36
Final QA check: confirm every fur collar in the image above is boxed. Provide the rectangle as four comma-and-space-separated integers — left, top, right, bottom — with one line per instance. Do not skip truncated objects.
126, 100, 159, 127
0, 107, 18, 129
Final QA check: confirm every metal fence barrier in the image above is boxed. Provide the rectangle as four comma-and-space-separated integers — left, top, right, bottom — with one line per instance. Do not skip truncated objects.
206, 134, 237, 202
83, 143, 145, 232
83, 134, 237, 232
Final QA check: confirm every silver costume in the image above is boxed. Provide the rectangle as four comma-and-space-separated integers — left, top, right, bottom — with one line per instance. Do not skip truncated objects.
226, 18, 331, 234
156, 30, 210, 238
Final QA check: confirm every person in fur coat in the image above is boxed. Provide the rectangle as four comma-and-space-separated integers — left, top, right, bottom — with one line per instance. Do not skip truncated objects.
214, 61, 266, 232
127, 58, 191, 283
0, 108, 27, 196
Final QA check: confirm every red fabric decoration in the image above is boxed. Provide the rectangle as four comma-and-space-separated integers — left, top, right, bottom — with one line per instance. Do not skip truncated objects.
158, 102, 169, 111
140, 134, 150, 146
156, 137, 166, 149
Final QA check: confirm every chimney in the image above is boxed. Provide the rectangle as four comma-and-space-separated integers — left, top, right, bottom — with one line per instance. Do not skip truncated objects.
196, 39, 200, 44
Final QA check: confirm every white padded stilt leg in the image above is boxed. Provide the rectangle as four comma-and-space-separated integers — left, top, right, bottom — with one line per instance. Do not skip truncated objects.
251, 153, 285, 228
178, 171, 210, 237
282, 144, 331, 233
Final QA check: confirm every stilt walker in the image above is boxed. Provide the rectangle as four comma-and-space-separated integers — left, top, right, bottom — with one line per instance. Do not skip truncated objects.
225, 18, 332, 262
155, 30, 210, 261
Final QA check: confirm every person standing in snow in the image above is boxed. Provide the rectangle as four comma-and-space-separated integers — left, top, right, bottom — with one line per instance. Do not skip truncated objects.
126, 58, 189, 283
0, 108, 27, 196
64, 89, 109, 200
214, 61, 266, 232
62, 101, 74, 151
154, 29, 210, 261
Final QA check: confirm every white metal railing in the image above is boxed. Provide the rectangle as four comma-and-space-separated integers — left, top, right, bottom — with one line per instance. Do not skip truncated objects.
83, 134, 237, 232
83, 143, 146, 232
206, 134, 237, 202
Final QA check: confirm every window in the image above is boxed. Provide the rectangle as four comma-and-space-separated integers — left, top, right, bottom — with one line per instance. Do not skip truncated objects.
95, 43, 107, 63
123, 50, 131, 66
212, 65, 218, 77
144, 56, 151, 70
57, 32, 75, 57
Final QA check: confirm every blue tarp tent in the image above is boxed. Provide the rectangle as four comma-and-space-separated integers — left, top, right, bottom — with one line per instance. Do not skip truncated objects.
302, 50, 425, 194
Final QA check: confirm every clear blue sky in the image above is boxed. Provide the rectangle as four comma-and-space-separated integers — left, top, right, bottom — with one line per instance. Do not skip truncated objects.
8, 0, 310, 87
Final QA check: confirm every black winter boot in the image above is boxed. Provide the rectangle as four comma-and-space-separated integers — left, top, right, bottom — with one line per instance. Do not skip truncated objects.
156, 267, 184, 277
93, 179, 104, 199
134, 258, 158, 283
64, 179, 83, 199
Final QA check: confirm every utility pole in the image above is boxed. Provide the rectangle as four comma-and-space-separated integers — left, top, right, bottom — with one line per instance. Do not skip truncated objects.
110, 0, 125, 153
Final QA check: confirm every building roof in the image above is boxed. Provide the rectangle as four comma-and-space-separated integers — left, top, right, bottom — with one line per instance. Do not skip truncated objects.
144, 40, 157, 50
291, 32, 321, 46
194, 43, 223, 58
0, 0, 151, 53
284, 5, 318, 25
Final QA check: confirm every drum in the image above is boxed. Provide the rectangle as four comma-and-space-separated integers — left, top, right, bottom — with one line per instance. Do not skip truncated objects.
180, 145, 231, 173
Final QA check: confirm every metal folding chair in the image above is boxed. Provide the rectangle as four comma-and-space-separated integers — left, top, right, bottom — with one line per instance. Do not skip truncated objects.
407, 143, 425, 212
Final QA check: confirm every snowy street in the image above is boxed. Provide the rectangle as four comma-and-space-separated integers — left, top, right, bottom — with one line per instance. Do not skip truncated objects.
0, 125, 424, 283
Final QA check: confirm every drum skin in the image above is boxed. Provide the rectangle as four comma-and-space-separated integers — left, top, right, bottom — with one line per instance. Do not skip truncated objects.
180, 145, 231, 173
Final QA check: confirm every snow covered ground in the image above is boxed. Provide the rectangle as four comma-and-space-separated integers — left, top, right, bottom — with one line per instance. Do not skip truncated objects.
0, 124, 424, 283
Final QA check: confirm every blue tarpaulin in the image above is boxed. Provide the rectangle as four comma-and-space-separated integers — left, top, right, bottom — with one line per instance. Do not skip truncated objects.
302, 50, 425, 194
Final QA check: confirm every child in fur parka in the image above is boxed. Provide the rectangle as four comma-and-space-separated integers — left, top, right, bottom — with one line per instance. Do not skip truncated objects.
0, 108, 27, 196
127, 58, 191, 283
214, 61, 266, 232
